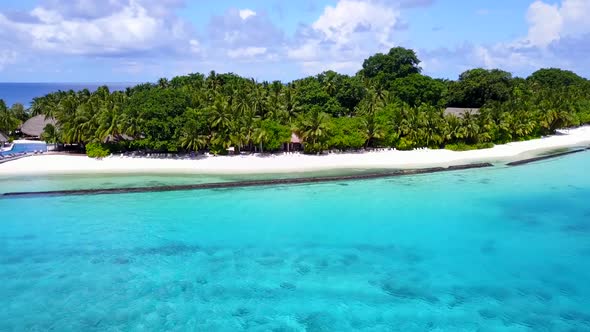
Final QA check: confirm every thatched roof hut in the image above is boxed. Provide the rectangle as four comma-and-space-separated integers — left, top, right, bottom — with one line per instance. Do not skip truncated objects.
21, 115, 58, 137
0, 132, 7, 143
444, 108, 480, 117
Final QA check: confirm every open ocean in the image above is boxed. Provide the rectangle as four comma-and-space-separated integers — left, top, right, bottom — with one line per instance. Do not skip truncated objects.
1, 152, 590, 331
0, 83, 137, 107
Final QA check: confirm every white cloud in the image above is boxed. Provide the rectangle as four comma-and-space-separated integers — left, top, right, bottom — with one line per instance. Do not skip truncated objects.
189, 39, 201, 54
525, 1, 563, 47
428, 0, 590, 78
208, 8, 284, 48
525, 0, 590, 47
560, 0, 590, 35
287, 40, 320, 61
30, 7, 62, 24
312, 0, 399, 47
288, 0, 400, 75
0, 50, 17, 71
301, 60, 359, 75
238, 9, 256, 20
0, 0, 191, 56
227, 47, 267, 59
117, 61, 144, 74
474, 45, 539, 71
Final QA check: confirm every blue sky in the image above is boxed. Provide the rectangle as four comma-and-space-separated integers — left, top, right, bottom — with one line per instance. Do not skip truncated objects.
0, 0, 588, 82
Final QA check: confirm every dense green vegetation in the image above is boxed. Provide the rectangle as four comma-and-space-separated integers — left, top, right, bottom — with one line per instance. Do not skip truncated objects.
0, 100, 25, 136
1, 47, 589, 156
85, 142, 111, 158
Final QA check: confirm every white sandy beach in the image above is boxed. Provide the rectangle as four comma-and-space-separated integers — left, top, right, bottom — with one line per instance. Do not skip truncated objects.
1, 126, 590, 176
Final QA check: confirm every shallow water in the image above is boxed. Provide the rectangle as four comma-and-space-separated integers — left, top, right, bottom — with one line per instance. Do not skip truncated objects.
0, 173, 232, 195
0, 168, 390, 195
1, 152, 589, 331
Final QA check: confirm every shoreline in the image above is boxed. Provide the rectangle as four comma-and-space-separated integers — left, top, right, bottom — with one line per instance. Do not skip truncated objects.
1, 126, 590, 176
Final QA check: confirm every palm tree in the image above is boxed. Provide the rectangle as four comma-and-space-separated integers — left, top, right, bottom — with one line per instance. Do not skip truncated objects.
462, 112, 480, 144
204, 94, 236, 152
249, 84, 267, 118
375, 89, 390, 105
281, 83, 300, 123
97, 112, 122, 143
398, 105, 418, 139
62, 113, 88, 144
358, 91, 385, 147
444, 114, 464, 142
267, 81, 283, 120
206, 71, 221, 93
120, 110, 143, 140
158, 78, 169, 89
539, 108, 572, 134
233, 87, 251, 117
96, 93, 126, 143
361, 115, 384, 148
360, 89, 384, 117
208, 95, 233, 134
41, 124, 60, 148
180, 126, 208, 153
236, 109, 258, 152
254, 124, 269, 153
322, 71, 338, 96
419, 105, 445, 148
511, 110, 536, 139
31, 93, 61, 118
55, 93, 81, 124
0, 99, 20, 134
296, 107, 331, 154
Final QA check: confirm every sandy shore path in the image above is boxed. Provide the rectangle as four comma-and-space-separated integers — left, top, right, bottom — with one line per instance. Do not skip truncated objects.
1, 126, 589, 176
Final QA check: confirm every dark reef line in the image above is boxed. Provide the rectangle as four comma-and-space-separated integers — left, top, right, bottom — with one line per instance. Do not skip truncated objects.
2, 163, 493, 199
506, 148, 589, 166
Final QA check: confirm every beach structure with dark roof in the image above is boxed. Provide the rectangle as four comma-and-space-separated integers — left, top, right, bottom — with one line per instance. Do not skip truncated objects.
444, 108, 480, 117
20, 115, 58, 138
0, 132, 8, 143
103, 134, 134, 143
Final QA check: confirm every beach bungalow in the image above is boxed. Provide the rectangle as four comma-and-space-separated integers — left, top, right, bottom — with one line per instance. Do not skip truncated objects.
285, 133, 302, 152
444, 108, 480, 117
21, 115, 58, 139
103, 134, 134, 143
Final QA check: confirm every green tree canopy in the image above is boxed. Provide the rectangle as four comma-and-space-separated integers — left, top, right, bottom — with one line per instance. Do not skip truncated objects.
0, 99, 20, 134
390, 74, 447, 107
447, 68, 513, 108
528, 68, 586, 89
10, 103, 29, 123
360, 47, 421, 91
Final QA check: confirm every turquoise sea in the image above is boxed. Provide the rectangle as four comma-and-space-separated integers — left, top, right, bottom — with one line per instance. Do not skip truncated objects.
1, 153, 590, 331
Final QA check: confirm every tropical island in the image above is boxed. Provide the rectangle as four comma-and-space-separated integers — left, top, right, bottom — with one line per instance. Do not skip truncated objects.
1, 47, 590, 175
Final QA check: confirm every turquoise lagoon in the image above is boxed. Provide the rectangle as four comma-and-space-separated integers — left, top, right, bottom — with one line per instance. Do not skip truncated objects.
1, 153, 590, 331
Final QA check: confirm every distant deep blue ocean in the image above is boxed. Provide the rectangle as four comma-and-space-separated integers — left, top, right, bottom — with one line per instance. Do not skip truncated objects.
1, 152, 590, 331
0, 83, 137, 107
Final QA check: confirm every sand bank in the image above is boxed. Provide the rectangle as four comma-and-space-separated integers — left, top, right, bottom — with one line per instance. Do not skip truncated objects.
1, 126, 589, 176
